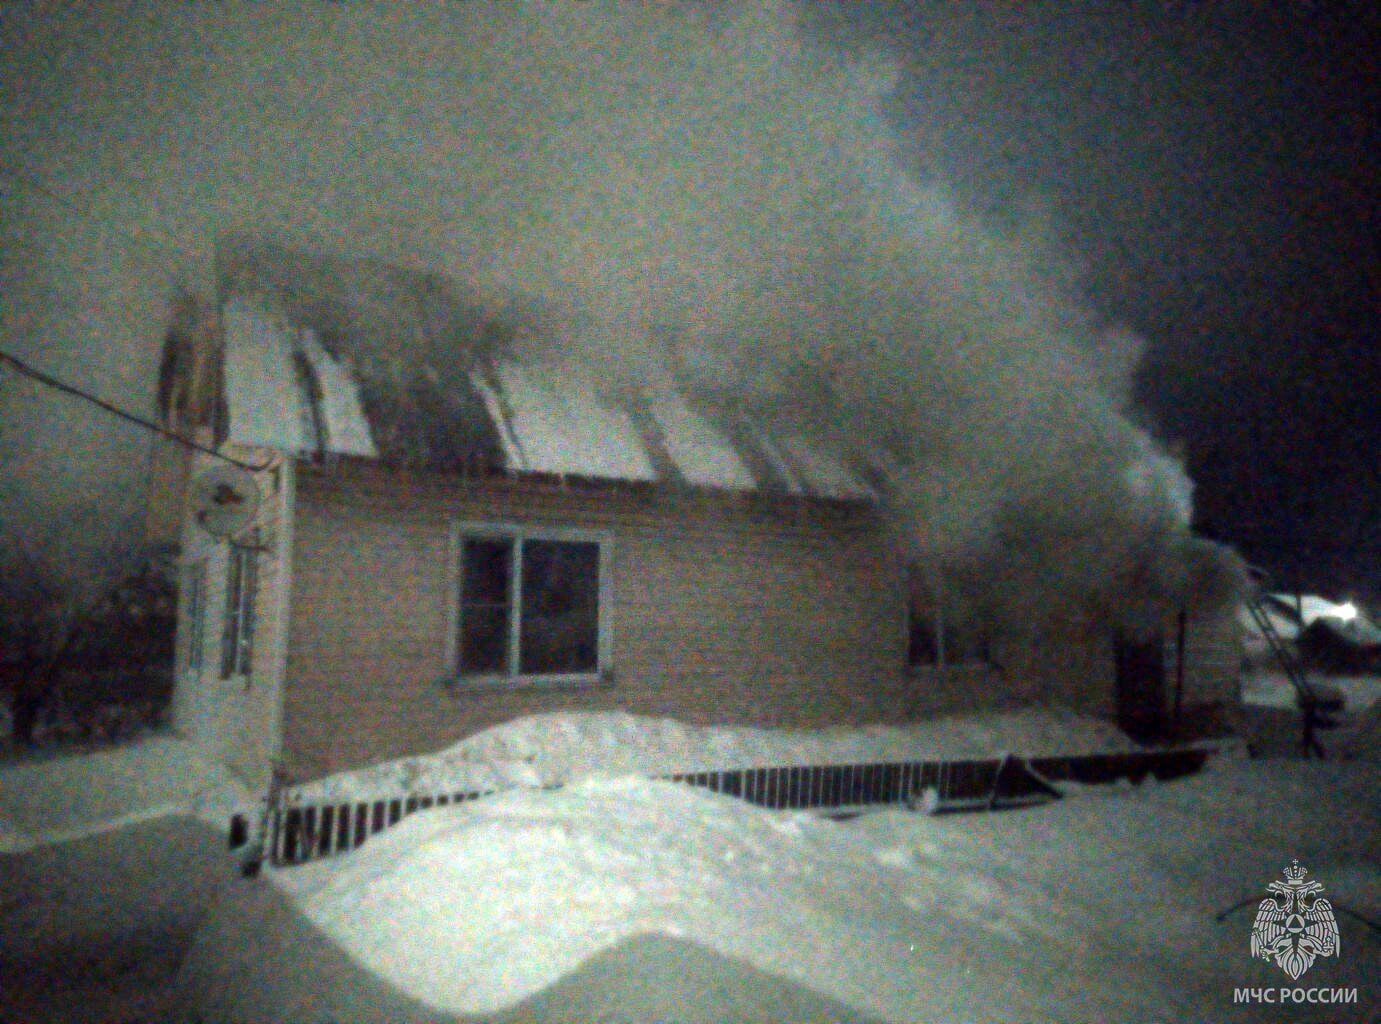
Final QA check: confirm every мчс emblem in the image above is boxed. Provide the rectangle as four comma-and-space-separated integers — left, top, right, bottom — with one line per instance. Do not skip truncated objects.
1250, 860, 1340, 980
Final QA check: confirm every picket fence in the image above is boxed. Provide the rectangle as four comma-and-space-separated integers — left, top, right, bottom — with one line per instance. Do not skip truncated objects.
233, 747, 1210, 872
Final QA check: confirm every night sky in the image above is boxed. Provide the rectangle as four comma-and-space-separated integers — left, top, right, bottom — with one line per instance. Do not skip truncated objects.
1, 0, 1377, 600
812, 1, 1379, 597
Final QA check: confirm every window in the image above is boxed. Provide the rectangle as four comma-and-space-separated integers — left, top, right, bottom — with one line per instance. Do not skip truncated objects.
455, 527, 608, 681
221, 543, 257, 679
183, 560, 206, 672
907, 570, 988, 668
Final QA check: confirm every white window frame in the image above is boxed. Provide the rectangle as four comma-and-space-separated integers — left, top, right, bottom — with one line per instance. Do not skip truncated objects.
450, 521, 613, 687
220, 541, 258, 680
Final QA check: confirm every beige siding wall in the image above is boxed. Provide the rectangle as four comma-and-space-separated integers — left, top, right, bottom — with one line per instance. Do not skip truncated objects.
279, 463, 1241, 782
997, 626, 1119, 718
171, 454, 290, 791
282, 464, 1050, 781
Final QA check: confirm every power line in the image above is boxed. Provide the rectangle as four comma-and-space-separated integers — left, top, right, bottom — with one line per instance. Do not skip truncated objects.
0, 349, 271, 472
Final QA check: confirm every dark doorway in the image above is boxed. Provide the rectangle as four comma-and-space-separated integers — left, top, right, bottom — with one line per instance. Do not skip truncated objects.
1114, 631, 1166, 744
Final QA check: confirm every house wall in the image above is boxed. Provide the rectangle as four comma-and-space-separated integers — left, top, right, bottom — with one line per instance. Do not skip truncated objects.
170, 453, 291, 791
282, 464, 1051, 781
276, 463, 1242, 782
1167, 604, 1244, 729
144, 437, 191, 554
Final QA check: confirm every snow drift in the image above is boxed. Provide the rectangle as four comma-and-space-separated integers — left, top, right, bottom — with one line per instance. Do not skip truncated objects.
172, 748, 1379, 1023
286, 707, 1139, 804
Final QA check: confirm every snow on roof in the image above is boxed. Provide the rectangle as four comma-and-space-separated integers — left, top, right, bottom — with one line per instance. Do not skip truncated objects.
221, 300, 314, 454
649, 391, 756, 490
487, 363, 657, 481
1265, 593, 1361, 626
468, 370, 527, 470
222, 300, 377, 458
218, 293, 868, 499
777, 434, 873, 500
749, 428, 807, 495
1238, 602, 1303, 642
296, 328, 377, 458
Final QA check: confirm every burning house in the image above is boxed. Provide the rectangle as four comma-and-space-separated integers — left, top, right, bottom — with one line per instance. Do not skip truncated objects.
150, 243, 1243, 788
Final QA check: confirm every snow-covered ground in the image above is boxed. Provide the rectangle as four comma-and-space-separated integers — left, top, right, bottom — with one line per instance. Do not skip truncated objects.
0, 734, 250, 853
0, 736, 251, 1023
2, 711, 1377, 1023
1240, 668, 1381, 760
1242, 667, 1381, 713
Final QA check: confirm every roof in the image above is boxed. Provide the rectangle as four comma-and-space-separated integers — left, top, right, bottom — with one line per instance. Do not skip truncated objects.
1262, 593, 1360, 627
1300, 615, 1381, 651
211, 248, 871, 501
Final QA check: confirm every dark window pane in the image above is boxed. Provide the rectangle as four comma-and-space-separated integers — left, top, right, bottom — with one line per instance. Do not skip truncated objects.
239, 547, 257, 674
459, 538, 513, 674
519, 540, 599, 674
462, 538, 512, 605
185, 563, 205, 672
908, 616, 938, 666
460, 607, 510, 674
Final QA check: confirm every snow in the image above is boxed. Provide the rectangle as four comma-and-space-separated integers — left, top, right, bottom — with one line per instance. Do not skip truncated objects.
220, 300, 874, 499
4, 712, 1377, 1022
0, 735, 249, 1023
649, 391, 758, 490
1242, 668, 1381, 713
1241, 594, 1380, 651
492, 362, 658, 481
1, 815, 233, 1024
297, 326, 378, 457
222, 299, 380, 458
222, 299, 313, 453
749, 426, 807, 494
778, 434, 873, 499
1241, 668, 1381, 761
285, 707, 1139, 804
1267, 593, 1363, 625
0, 734, 251, 853
470, 368, 528, 469
174, 745, 1379, 1023
1239, 601, 1305, 644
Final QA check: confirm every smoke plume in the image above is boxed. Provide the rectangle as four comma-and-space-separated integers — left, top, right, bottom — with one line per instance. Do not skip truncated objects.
1, 0, 1242, 630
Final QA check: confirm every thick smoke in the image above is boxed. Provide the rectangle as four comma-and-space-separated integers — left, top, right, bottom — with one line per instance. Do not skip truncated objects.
2, 0, 1241, 630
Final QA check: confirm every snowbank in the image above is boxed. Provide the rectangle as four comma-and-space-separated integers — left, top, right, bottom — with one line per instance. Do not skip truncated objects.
0, 736, 251, 1021
175, 751, 1379, 1023
1241, 670, 1381, 760
0, 734, 251, 853
1241, 668, 1381, 712
289, 707, 1139, 803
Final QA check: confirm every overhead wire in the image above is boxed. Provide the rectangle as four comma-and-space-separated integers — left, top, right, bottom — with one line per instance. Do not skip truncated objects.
0, 158, 274, 473
0, 349, 272, 472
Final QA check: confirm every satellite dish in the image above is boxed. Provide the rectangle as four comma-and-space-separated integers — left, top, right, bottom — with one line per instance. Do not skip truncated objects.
190, 464, 261, 539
